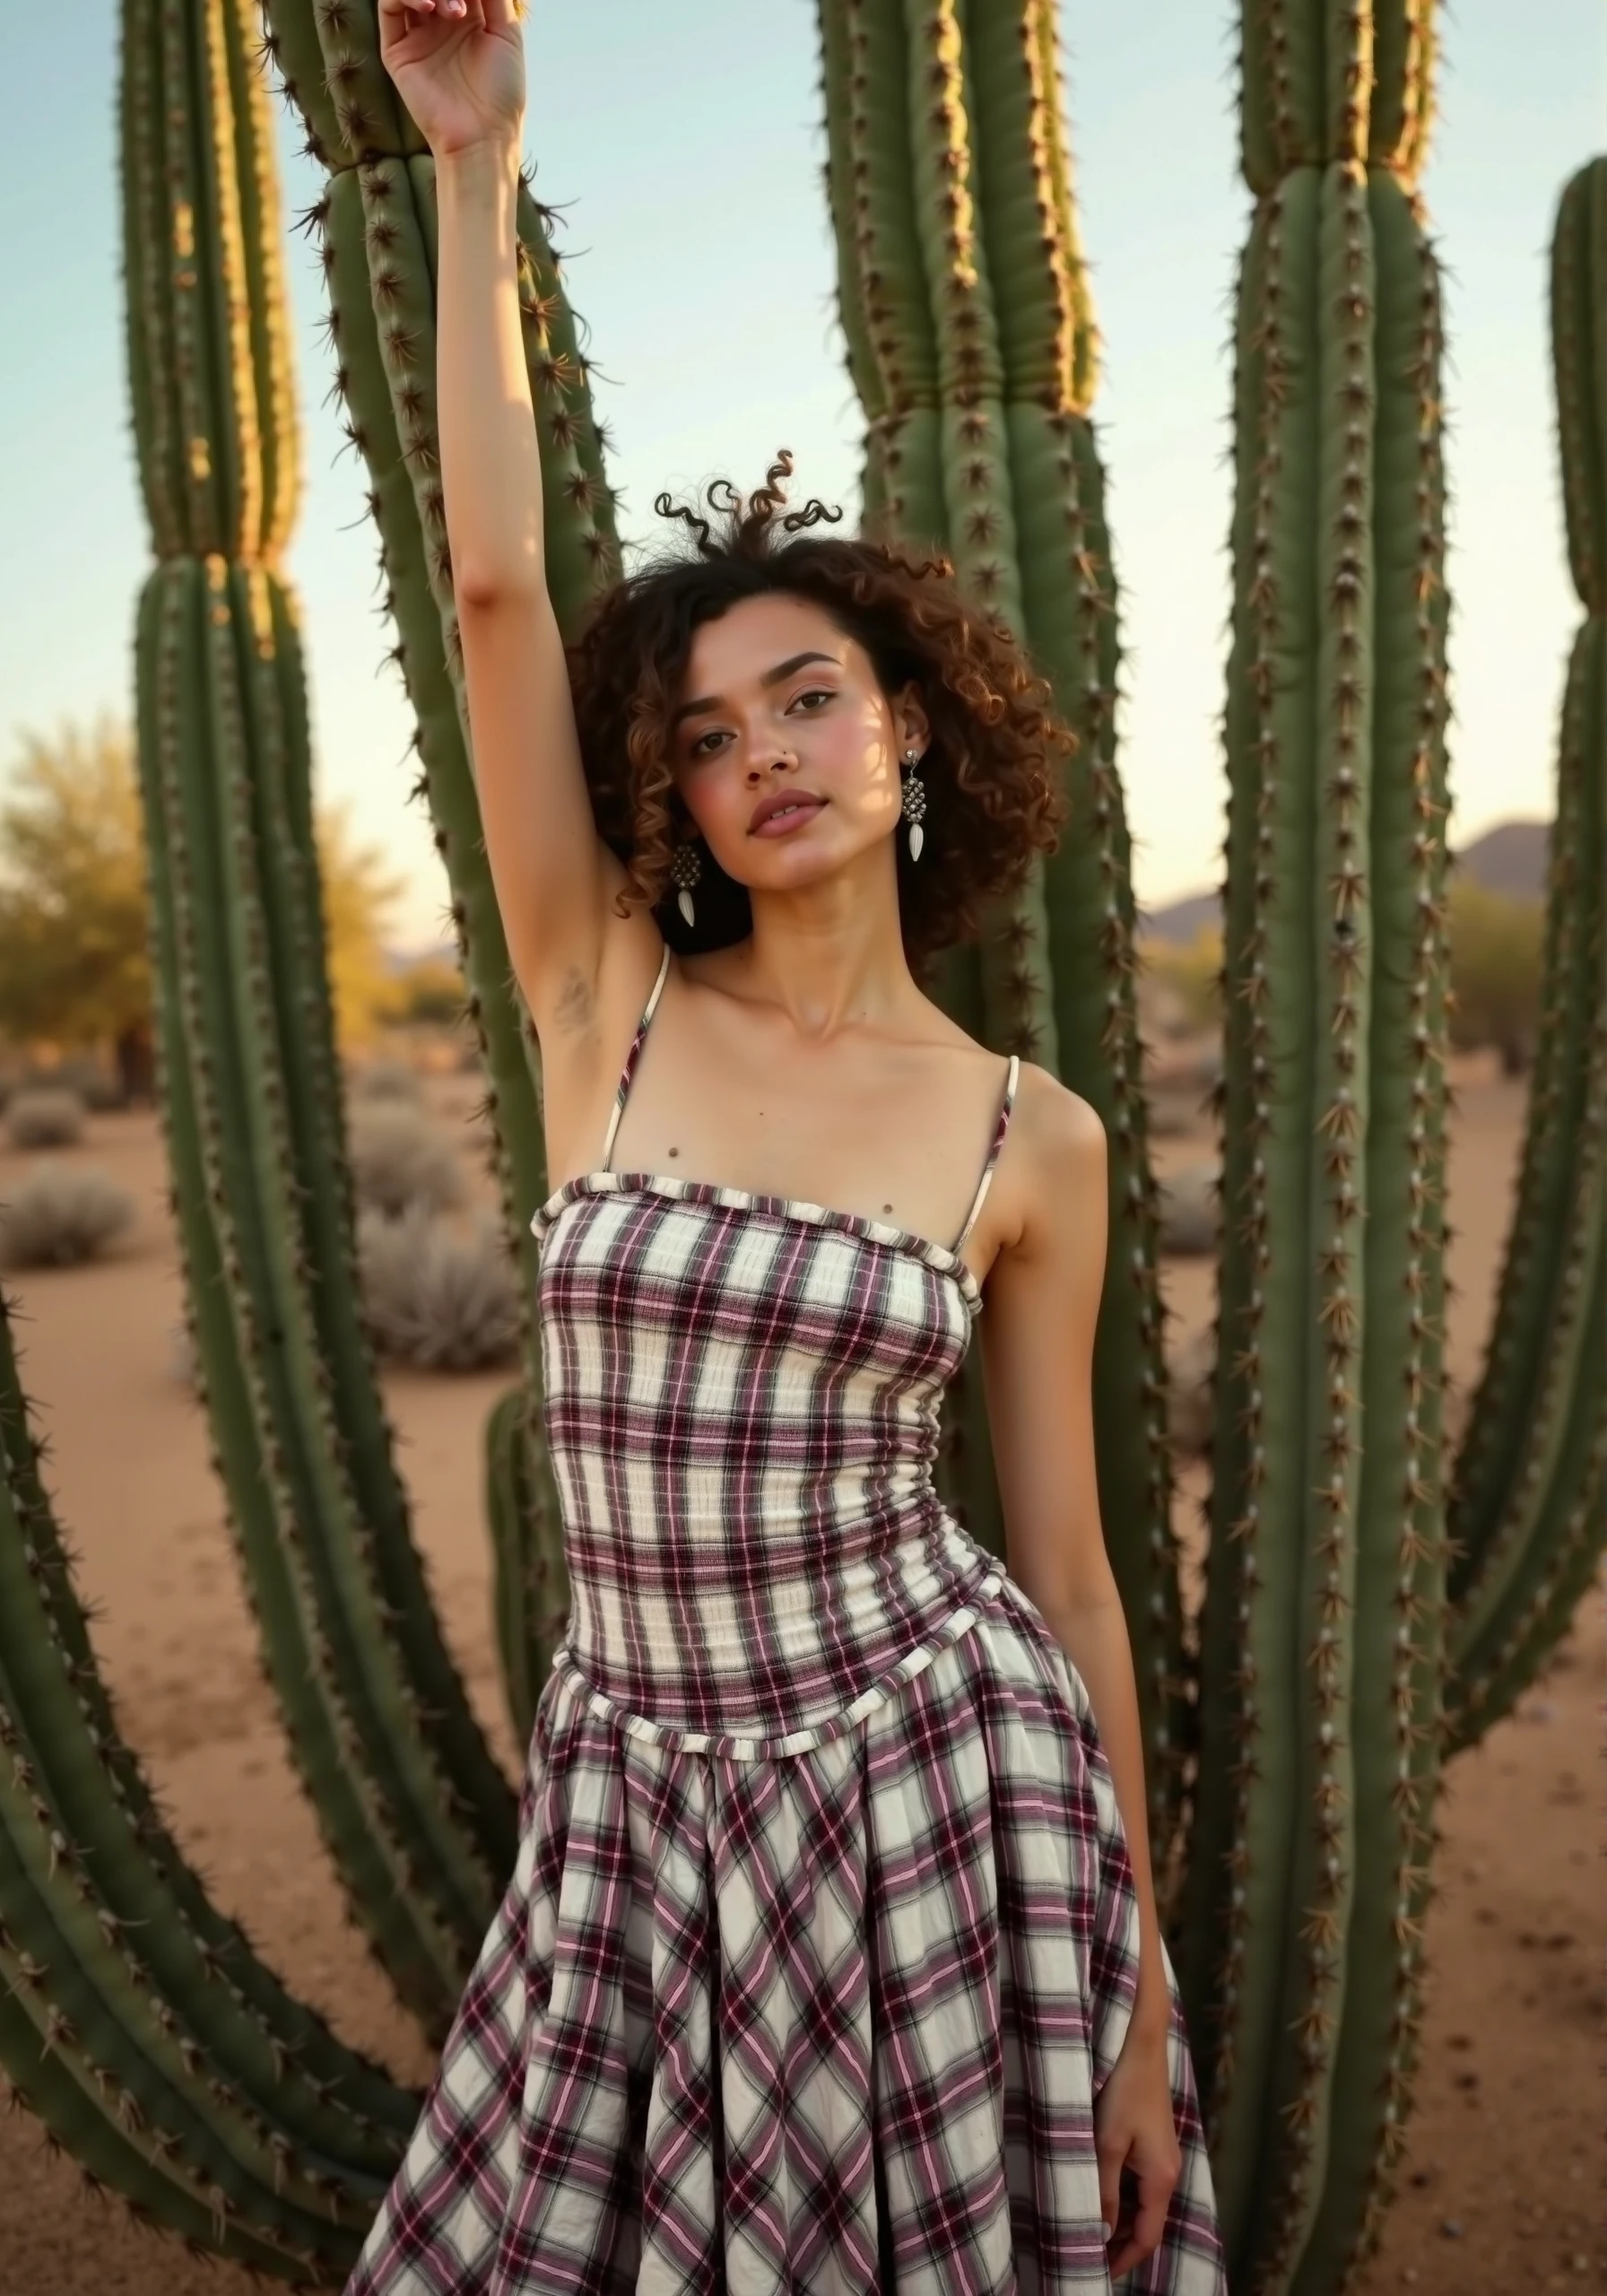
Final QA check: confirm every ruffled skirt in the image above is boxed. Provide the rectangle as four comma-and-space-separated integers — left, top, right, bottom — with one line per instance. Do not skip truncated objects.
344, 1570, 1225, 2293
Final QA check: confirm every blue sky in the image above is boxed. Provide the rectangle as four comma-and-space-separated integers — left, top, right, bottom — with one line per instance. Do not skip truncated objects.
4, 4, 1602, 949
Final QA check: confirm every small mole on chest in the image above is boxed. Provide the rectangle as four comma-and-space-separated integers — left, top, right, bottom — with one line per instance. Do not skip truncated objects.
666, 1144, 894, 1216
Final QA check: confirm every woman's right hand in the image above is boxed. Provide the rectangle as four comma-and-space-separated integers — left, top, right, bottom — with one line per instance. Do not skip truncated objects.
378, 0, 526, 161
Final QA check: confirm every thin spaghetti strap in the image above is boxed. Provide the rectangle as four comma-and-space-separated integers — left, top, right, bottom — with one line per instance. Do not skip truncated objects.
600, 943, 672, 1171
951, 1053, 1021, 1257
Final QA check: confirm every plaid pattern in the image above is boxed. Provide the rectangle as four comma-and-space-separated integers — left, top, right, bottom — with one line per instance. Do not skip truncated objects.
346, 946, 1225, 2293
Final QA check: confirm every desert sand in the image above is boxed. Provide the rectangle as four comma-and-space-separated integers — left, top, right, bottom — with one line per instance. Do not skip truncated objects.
0, 1048, 1598, 2294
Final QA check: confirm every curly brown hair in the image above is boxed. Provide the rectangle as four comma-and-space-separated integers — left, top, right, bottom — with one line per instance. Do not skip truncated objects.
568, 452, 1073, 980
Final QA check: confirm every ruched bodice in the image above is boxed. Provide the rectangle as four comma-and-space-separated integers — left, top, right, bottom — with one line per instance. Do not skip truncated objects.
532, 1170, 1001, 1751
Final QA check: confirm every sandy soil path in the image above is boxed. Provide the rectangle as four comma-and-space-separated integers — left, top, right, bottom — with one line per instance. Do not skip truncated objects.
0, 1052, 1598, 2293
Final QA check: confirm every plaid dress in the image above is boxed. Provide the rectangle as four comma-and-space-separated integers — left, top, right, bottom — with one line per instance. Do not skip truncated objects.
347, 944, 1225, 2294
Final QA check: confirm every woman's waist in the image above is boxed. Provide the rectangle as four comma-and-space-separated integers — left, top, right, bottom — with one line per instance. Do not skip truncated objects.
558, 1505, 995, 1741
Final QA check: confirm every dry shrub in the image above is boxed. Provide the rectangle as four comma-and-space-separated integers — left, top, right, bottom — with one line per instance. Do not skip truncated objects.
7, 1087, 87, 1149
350, 1056, 423, 1108
1158, 1159, 1221, 1257
356, 1206, 520, 1371
349, 1103, 465, 1221
24, 1057, 124, 1112
0, 1162, 135, 1267
1166, 1324, 1216, 1459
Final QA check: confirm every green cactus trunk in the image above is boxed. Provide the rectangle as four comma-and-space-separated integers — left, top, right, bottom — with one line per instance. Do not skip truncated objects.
124, 0, 517, 2035
1177, 11, 1455, 2291
818, 0, 1191, 1886
1442, 156, 1607, 1745
0, 1265, 412, 2279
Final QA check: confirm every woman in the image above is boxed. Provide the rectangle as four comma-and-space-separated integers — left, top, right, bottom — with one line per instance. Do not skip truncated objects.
353, 4, 1227, 2289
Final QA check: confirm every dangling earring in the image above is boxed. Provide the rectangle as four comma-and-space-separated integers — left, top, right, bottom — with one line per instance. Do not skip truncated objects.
900, 747, 927, 862
669, 835, 703, 927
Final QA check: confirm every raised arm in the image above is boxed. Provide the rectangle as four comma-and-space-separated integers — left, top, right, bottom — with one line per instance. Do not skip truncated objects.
380, 1, 644, 1053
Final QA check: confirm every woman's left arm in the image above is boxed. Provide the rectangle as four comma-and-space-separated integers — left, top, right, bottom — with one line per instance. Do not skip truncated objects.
977, 1082, 1171, 2048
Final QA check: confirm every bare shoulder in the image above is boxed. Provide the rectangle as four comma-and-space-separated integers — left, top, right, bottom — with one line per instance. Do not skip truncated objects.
992, 1058, 1108, 1269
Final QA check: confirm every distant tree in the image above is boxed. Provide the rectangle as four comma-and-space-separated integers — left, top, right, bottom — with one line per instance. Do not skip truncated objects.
0, 716, 406, 1082
0, 716, 152, 1096
314, 796, 408, 1048
393, 952, 467, 1027
1139, 923, 1225, 1037
1446, 877, 1544, 1074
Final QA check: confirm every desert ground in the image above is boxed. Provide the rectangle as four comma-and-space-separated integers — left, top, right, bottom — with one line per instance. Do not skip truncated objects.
0, 1042, 1598, 2294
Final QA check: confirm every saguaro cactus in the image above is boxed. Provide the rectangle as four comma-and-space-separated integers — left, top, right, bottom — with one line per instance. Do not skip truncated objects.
124, 0, 521, 2038
1177, 10, 1455, 2292
1442, 155, 1607, 1749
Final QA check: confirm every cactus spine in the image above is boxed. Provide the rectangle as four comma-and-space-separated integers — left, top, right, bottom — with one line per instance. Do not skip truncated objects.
819, 0, 1190, 1880
1443, 157, 1607, 1744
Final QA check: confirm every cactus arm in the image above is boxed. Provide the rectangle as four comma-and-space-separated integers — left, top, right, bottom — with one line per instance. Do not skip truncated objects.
1176, 211, 1274, 2066
1450, 638, 1597, 1588
134, 581, 459, 2022
484, 1387, 535, 1748
0, 1325, 420, 2276
0, 1953, 338, 2283
0, 1657, 384, 2267
1450, 1165, 1606, 1736
1290, 161, 1455, 2296
253, 576, 520, 1856
0, 1294, 416, 2167
1557, 163, 1607, 609
823, 0, 948, 549
1184, 14, 1456, 2283
962, 0, 1076, 406
145, 561, 479, 2010
1457, 1255, 1607, 1735
1005, 400, 1187, 1866
199, 559, 503, 1941
1188, 162, 1329, 2263
1445, 156, 1607, 1738
136, 587, 459, 2022
1250, 161, 1380, 2279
